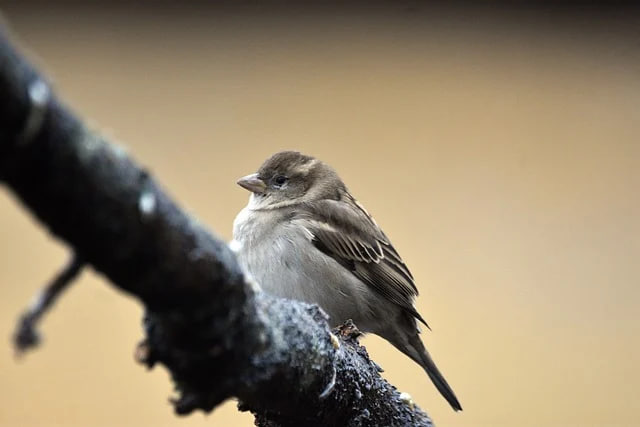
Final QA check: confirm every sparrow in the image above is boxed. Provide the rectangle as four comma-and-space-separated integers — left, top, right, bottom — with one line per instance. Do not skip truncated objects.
231, 151, 462, 411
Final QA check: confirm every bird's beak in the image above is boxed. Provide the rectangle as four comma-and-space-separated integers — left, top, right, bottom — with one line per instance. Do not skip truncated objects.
237, 173, 267, 194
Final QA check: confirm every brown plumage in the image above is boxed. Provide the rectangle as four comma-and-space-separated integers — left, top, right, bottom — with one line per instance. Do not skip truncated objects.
233, 151, 462, 411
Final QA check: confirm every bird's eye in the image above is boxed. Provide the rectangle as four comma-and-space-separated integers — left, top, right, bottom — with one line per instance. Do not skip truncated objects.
273, 175, 288, 187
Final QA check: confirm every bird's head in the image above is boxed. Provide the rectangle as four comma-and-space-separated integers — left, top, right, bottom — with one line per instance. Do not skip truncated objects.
237, 151, 345, 209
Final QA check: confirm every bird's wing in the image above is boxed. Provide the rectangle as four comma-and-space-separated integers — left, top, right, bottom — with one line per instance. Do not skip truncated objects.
294, 194, 428, 327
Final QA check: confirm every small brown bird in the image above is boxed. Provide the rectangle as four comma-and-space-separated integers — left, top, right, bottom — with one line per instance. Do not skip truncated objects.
232, 151, 462, 411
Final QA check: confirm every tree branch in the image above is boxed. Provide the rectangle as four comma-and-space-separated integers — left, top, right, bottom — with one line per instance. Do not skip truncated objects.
13, 254, 84, 355
0, 25, 432, 426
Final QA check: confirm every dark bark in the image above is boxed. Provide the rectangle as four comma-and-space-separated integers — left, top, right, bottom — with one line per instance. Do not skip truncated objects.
0, 25, 432, 426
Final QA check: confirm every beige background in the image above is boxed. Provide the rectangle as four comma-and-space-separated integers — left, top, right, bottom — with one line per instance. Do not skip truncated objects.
1, 4, 638, 426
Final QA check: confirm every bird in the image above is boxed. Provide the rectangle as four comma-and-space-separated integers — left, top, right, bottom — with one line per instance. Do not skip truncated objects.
231, 150, 462, 411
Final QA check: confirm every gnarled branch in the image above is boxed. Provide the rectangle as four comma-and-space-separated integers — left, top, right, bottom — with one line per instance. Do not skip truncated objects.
0, 25, 432, 427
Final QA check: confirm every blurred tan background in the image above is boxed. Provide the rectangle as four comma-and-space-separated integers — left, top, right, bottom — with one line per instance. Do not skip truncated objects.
1, 2, 638, 426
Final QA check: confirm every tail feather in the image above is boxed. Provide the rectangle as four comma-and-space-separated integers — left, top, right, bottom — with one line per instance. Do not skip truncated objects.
407, 333, 463, 411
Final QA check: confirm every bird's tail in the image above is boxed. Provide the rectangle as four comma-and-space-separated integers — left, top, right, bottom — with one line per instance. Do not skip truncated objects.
406, 333, 463, 411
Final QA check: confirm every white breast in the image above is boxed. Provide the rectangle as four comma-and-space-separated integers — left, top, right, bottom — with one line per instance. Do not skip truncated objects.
232, 203, 383, 330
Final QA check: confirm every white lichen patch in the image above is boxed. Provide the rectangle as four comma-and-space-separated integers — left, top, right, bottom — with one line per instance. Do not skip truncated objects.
318, 365, 337, 399
138, 191, 156, 216
18, 79, 50, 145
399, 391, 415, 410
28, 79, 49, 108
330, 333, 340, 350
110, 142, 129, 159
78, 130, 103, 158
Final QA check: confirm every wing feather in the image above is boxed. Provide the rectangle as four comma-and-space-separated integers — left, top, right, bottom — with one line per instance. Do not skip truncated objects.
295, 196, 428, 327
